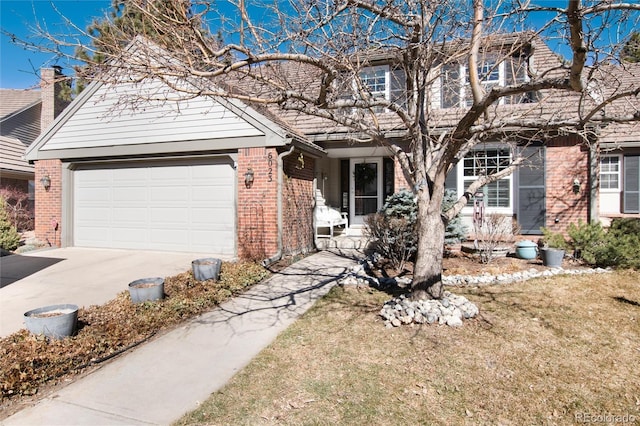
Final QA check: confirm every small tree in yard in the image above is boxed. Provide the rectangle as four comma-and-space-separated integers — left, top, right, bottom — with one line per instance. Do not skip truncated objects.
0, 187, 34, 232
9, 0, 640, 299
0, 197, 21, 252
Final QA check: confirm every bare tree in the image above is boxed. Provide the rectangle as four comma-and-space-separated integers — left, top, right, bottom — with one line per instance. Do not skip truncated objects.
7, 0, 640, 299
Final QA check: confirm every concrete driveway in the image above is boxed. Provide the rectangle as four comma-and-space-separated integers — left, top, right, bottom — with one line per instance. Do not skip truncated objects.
0, 247, 231, 338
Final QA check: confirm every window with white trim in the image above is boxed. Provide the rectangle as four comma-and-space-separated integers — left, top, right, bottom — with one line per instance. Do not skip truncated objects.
441, 52, 534, 108
335, 65, 408, 115
600, 155, 620, 190
360, 66, 388, 100
462, 148, 512, 208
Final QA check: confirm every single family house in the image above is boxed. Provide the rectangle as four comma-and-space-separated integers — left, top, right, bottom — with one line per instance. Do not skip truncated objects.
25, 34, 639, 260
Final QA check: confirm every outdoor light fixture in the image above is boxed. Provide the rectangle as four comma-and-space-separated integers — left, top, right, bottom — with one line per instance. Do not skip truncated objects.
40, 174, 51, 191
244, 168, 255, 187
572, 178, 581, 194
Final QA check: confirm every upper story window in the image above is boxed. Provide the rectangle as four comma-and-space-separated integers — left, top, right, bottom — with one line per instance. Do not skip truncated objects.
441, 52, 534, 109
336, 65, 407, 113
360, 66, 388, 100
600, 155, 621, 190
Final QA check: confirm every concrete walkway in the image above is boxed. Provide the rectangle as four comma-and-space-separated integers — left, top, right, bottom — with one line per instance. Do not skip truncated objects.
1, 249, 362, 425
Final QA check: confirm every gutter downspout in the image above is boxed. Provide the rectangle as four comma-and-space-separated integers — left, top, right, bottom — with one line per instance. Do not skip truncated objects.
262, 144, 296, 267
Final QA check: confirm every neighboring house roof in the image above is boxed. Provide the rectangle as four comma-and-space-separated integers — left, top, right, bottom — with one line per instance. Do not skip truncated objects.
0, 89, 41, 119
0, 135, 32, 175
0, 89, 42, 178
0, 89, 42, 146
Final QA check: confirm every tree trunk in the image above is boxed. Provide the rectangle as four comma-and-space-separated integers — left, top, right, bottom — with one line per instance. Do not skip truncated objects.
411, 187, 446, 300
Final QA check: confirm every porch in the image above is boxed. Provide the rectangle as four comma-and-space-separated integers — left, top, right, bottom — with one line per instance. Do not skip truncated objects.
315, 227, 371, 251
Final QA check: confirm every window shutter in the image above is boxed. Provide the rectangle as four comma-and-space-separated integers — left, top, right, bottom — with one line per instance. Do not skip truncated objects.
623, 155, 640, 213
517, 146, 546, 234
390, 68, 407, 109
445, 164, 457, 193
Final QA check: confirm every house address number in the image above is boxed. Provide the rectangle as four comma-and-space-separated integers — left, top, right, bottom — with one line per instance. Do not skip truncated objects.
267, 152, 274, 182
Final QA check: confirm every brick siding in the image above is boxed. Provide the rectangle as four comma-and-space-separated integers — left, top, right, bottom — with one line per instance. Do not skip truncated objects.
237, 147, 279, 260
282, 152, 315, 255
34, 160, 62, 246
545, 135, 590, 234
237, 147, 315, 260
393, 157, 411, 192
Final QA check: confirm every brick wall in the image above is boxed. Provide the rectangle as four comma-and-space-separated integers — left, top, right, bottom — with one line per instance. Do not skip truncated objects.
282, 152, 315, 255
545, 135, 590, 234
237, 147, 279, 260
34, 160, 62, 246
393, 157, 411, 192
237, 147, 315, 260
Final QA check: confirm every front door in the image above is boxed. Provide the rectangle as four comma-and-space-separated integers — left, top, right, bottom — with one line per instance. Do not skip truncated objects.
350, 158, 383, 225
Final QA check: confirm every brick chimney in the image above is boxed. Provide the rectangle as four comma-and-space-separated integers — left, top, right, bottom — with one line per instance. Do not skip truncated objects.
40, 66, 69, 132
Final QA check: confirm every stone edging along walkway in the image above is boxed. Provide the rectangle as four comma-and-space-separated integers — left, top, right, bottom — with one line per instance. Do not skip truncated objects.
338, 259, 612, 328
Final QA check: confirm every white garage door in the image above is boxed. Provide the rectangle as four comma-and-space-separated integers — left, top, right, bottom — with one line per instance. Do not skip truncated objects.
73, 159, 235, 255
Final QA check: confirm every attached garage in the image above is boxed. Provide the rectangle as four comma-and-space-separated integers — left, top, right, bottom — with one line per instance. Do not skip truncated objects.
26, 60, 325, 259
72, 158, 236, 255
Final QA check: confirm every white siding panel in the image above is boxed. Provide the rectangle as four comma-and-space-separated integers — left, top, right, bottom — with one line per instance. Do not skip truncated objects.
73, 161, 235, 255
43, 81, 263, 151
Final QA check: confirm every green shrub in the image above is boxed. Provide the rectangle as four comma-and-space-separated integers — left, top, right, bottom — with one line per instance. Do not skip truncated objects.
442, 189, 468, 245
0, 197, 21, 252
365, 190, 417, 271
540, 227, 569, 250
567, 220, 606, 264
380, 189, 417, 221
565, 218, 640, 269
365, 189, 467, 270
593, 219, 640, 269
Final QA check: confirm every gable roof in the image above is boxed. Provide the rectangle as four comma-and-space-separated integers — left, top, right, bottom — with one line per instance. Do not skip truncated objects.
0, 89, 41, 119
0, 136, 33, 175
0, 89, 42, 146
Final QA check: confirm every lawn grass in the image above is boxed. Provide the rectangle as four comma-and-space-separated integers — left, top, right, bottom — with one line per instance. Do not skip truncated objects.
176, 270, 640, 425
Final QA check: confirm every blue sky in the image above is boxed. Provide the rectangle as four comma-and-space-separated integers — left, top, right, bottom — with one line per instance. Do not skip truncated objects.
1, 1, 636, 90
1, 0, 112, 89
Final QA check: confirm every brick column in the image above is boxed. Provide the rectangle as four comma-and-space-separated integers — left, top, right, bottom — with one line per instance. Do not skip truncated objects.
34, 159, 62, 246
237, 147, 279, 260
282, 153, 315, 255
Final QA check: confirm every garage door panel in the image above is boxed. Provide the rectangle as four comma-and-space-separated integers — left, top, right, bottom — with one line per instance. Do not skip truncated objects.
112, 228, 148, 243
76, 207, 111, 221
114, 168, 147, 182
76, 186, 111, 201
76, 227, 111, 246
74, 161, 235, 254
113, 187, 148, 202
151, 186, 189, 201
